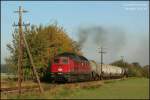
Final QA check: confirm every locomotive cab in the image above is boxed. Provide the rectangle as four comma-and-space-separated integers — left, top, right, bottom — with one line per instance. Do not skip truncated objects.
54, 57, 68, 64
52, 57, 70, 72
51, 57, 71, 82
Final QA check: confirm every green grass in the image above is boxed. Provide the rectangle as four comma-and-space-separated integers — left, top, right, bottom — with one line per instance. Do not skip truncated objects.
52, 77, 149, 99
66, 77, 149, 99
1, 77, 149, 99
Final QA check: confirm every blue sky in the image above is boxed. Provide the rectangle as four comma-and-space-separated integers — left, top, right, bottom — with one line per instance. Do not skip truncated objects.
1, 1, 149, 65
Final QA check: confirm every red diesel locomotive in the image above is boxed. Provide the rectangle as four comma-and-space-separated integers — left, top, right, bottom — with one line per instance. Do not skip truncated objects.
50, 52, 92, 82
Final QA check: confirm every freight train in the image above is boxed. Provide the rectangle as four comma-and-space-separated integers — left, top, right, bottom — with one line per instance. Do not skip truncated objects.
50, 52, 128, 82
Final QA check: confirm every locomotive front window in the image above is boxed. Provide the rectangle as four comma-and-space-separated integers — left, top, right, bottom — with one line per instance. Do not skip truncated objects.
54, 59, 59, 63
62, 58, 68, 64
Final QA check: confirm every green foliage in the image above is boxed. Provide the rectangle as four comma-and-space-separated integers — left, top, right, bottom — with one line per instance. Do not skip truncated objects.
142, 65, 149, 78
6, 22, 81, 80
1, 64, 8, 73
110, 60, 149, 77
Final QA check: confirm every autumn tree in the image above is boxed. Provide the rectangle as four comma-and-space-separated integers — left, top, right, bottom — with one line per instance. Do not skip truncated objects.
6, 23, 81, 80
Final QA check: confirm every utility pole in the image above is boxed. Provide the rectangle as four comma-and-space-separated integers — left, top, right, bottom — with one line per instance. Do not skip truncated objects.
98, 47, 106, 79
13, 6, 27, 94
121, 56, 125, 68
13, 6, 43, 94
121, 56, 124, 62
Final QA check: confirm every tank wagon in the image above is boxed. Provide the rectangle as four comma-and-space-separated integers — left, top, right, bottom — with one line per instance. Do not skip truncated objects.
50, 52, 128, 82
89, 60, 127, 80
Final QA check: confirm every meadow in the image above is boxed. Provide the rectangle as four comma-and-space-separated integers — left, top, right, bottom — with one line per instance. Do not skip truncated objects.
1, 77, 149, 99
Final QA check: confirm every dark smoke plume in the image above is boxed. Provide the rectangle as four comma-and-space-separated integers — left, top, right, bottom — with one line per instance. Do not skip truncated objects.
77, 25, 126, 52
77, 25, 149, 66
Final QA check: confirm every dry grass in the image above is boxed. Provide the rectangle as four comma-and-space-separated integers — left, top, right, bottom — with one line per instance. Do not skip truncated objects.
1, 80, 38, 88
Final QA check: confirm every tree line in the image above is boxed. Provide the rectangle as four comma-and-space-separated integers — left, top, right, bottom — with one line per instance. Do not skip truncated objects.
111, 60, 149, 78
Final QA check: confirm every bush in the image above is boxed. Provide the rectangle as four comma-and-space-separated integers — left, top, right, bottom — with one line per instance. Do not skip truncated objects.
111, 60, 148, 77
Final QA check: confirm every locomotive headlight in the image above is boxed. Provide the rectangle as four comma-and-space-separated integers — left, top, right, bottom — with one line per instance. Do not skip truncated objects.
58, 68, 62, 72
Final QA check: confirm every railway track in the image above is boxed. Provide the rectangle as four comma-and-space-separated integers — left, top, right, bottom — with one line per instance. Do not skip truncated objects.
0, 85, 39, 93
48, 80, 104, 90
1, 78, 124, 94
0, 81, 103, 93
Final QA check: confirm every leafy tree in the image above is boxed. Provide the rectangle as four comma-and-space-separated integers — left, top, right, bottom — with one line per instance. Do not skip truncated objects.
142, 65, 149, 78
6, 23, 81, 80
110, 60, 146, 77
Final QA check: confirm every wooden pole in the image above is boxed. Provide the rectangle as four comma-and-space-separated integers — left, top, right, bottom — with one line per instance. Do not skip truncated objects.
98, 47, 106, 79
17, 6, 24, 94
14, 6, 44, 94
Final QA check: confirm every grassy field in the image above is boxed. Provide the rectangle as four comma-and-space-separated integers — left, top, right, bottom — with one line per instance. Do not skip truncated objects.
1, 77, 149, 99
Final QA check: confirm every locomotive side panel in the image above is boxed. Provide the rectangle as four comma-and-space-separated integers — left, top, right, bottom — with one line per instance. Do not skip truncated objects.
50, 52, 127, 82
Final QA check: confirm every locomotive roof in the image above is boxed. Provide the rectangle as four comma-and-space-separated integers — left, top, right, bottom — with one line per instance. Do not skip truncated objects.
57, 52, 88, 61
78, 55, 88, 61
